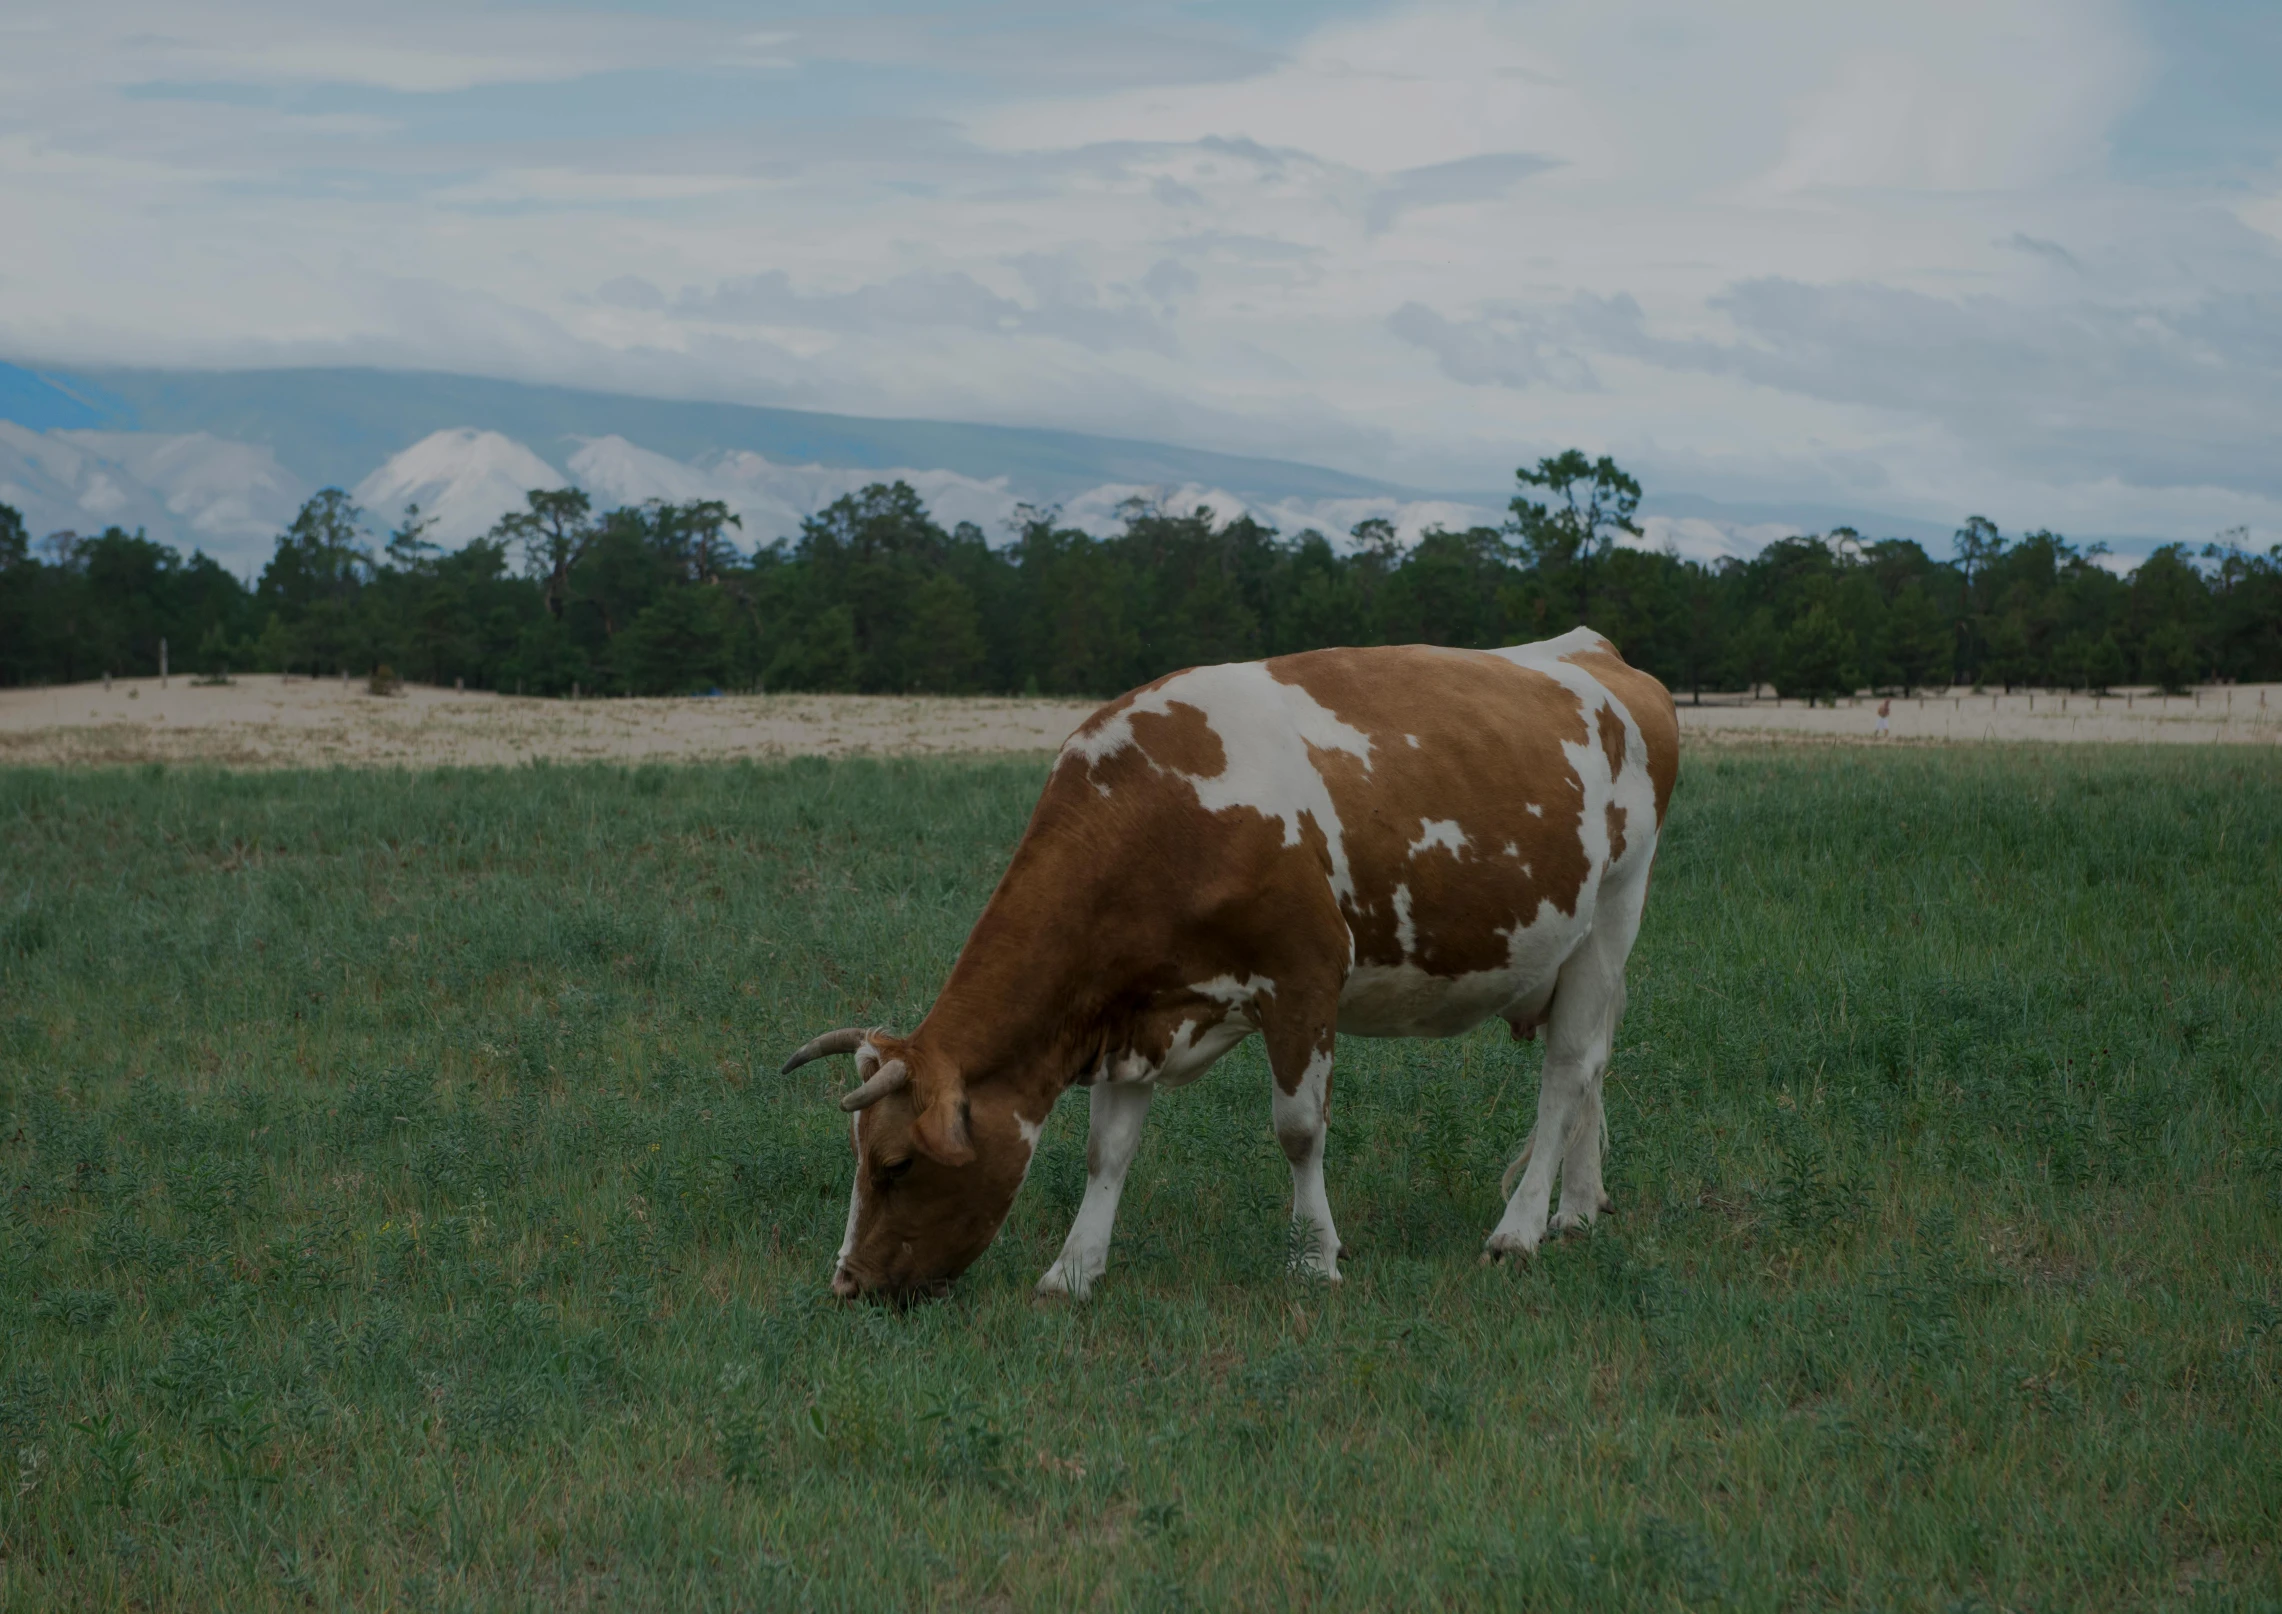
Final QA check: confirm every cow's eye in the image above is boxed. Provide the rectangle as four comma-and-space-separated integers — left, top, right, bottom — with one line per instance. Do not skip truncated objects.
878, 1156, 915, 1186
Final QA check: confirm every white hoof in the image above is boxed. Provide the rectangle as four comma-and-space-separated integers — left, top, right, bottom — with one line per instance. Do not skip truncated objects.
1481, 1229, 1541, 1264
1289, 1227, 1344, 1284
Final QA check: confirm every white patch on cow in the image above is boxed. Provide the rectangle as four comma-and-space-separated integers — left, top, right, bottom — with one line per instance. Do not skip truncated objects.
1405, 733, 1420, 748
1338, 884, 1586, 1037
835, 1115, 863, 1271
1060, 662, 1372, 901
1194, 973, 1275, 1009
1013, 1112, 1046, 1191
1160, 1015, 1252, 1086
1502, 841, 1520, 858
1392, 884, 1416, 958
1090, 1010, 1255, 1094
1408, 819, 1467, 858
1526, 803, 1544, 818
1341, 959, 1545, 1038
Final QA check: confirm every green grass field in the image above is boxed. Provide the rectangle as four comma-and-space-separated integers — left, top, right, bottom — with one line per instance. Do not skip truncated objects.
0, 746, 2276, 1611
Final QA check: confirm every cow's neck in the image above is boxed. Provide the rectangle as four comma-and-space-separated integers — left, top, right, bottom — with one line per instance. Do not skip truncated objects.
911, 821, 1111, 1113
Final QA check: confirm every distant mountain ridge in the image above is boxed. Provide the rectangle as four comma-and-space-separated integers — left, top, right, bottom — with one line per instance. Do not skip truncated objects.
3, 360, 2171, 576
0, 362, 1520, 571
0, 363, 1411, 505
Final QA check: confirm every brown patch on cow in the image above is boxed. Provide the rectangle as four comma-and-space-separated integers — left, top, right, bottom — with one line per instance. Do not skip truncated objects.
1605, 801, 1628, 866
1596, 703, 1627, 781
1561, 646, 1680, 824
1270, 645, 1594, 975
1128, 700, 1226, 778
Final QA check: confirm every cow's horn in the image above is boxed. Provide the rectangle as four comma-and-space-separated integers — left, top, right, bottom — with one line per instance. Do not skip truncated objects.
779, 1027, 870, 1074
839, 1059, 909, 1113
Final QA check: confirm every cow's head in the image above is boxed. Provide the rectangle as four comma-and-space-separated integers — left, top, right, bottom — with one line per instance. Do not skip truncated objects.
780, 1026, 1033, 1300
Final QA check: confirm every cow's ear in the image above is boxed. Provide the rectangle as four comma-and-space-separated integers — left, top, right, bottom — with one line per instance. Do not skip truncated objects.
912, 1093, 975, 1167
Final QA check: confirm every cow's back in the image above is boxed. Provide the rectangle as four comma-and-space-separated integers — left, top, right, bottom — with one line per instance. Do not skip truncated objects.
1047, 630, 1675, 1042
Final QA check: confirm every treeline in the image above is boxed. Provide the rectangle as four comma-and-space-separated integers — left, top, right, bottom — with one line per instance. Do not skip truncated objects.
2, 452, 2277, 700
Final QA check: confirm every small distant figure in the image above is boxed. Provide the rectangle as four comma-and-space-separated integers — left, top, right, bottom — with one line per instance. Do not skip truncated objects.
1875, 697, 1892, 739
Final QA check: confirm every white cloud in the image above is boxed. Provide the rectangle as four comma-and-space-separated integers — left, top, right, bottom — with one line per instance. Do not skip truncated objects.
0, 2, 732, 98
57, 430, 305, 539
966, 9, 1597, 175
1750, 1, 2144, 194
0, 0, 2278, 552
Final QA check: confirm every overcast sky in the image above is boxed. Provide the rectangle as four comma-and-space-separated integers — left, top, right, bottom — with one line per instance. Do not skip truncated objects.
3, 0, 2278, 541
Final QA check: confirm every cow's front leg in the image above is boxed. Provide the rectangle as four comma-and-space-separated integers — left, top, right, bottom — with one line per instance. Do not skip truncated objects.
1267, 1023, 1343, 1282
1036, 1081, 1153, 1300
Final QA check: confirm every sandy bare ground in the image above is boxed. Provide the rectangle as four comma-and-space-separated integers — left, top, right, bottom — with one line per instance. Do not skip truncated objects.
0, 676, 1101, 769
0, 673, 2275, 769
1677, 684, 2280, 746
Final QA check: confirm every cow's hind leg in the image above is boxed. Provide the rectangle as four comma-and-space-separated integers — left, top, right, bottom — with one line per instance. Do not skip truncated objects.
1263, 1008, 1344, 1282
1486, 875, 1645, 1262
1554, 981, 1620, 1230
1036, 1081, 1154, 1300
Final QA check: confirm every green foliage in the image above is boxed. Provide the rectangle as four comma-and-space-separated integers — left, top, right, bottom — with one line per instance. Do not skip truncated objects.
1773, 601, 1857, 704
2145, 621, 2201, 695
613, 586, 733, 695
2082, 630, 2128, 693
3, 454, 2278, 696
0, 749, 2275, 1605
1509, 449, 1643, 631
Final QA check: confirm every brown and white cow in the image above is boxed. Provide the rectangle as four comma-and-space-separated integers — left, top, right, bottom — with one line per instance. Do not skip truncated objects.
781, 626, 1678, 1299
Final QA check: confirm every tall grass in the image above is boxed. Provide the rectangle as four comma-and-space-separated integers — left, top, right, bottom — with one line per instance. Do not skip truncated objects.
0, 747, 2275, 1610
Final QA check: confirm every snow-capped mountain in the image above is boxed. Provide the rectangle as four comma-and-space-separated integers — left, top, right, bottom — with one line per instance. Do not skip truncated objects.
703, 448, 1022, 539
566, 435, 736, 510
352, 429, 564, 545
359, 428, 1504, 552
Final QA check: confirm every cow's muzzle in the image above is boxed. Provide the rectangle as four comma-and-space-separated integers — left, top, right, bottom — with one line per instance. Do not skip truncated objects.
830, 1264, 953, 1305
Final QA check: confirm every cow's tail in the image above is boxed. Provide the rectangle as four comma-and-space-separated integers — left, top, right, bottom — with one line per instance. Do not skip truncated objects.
1499, 1132, 1535, 1200
1496, 1103, 1609, 1201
